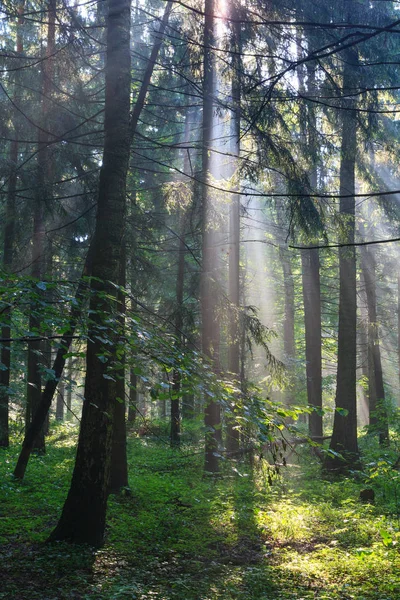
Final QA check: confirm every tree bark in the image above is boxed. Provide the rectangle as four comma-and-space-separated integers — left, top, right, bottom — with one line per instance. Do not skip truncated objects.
325, 48, 359, 472
202, 0, 221, 473
26, 0, 56, 454
360, 245, 389, 444
56, 382, 64, 421
279, 245, 296, 407
0, 3, 25, 447
226, 0, 241, 454
302, 248, 323, 438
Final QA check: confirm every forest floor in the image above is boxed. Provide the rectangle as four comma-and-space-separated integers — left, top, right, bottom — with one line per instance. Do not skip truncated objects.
1, 424, 400, 599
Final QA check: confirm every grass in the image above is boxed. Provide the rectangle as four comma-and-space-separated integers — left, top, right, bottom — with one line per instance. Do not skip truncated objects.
1, 423, 400, 599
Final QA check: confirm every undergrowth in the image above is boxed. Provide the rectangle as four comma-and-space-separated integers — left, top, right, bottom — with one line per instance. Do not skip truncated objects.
1, 423, 400, 599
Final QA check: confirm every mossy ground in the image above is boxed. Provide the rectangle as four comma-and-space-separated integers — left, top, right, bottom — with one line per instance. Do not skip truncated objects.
1, 424, 400, 599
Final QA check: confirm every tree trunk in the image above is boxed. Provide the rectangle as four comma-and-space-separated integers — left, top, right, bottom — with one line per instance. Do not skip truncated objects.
26, 0, 56, 454
202, 0, 221, 473
226, 0, 241, 454
360, 245, 389, 444
302, 248, 323, 438
398, 273, 400, 403
325, 48, 359, 472
56, 382, 64, 421
0, 0, 25, 447
66, 357, 73, 420
280, 246, 296, 407
49, 0, 131, 546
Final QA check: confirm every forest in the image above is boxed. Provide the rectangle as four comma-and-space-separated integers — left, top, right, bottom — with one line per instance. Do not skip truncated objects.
2, 0, 400, 597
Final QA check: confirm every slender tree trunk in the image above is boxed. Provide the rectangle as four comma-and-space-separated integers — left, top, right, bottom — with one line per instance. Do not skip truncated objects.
302, 248, 323, 437
296, 25, 323, 434
398, 273, 400, 403
66, 357, 73, 420
202, 0, 221, 473
56, 382, 64, 421
0, 0, 25, 447
49, 0, 131, 546
360, 245, 389, 444
26, 0, 56, 454
326, 48, 359, 472
226, 2, 241, 453
279, 246, 296, 407
358, 272, 369, 424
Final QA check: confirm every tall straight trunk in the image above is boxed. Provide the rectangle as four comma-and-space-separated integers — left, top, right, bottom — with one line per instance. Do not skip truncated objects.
360, 245, 389, 444
279, 246, 296, 406
26, 0, 56, 453
49, 0, 131, 546
202, 0, 221, 473
0, 2, 25, 447
42, 240, 54, 437
66, 357, 73, 420
358, 271, 369, 424
297, 26, 323, 434
398, 273, 400, 401
56, 382, 64, 421
226, 1, 241, 453
326, 48, 359, 472
301, 248, 323, 437
110, 243, 129, 492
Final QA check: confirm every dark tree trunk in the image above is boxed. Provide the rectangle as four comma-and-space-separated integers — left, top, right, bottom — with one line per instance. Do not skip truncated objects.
56, 382, 64, 422
326, 48, 359, 472
49, 0, 131, 546
26, 0, 56, 454
0, 0, 25, 448
66, 357, 73, 420
302, 248, 323, 438
358, 273, 369, 425
296, 24, 322, 433
226, 0, 241, 454
398, 273, 400, 402
279, 246, 296, 407
360, 246, 389, 445
202, 0, 221, 473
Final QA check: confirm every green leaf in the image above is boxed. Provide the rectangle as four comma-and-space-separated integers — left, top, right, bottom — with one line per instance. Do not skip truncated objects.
336, 407, 349, 417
